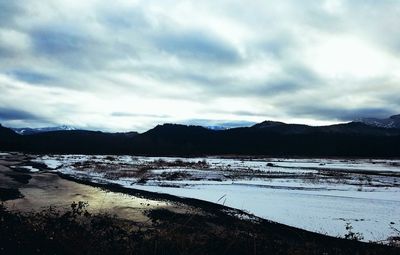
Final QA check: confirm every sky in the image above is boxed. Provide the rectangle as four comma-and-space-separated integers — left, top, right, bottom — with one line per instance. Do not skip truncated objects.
0, 0, 399, 132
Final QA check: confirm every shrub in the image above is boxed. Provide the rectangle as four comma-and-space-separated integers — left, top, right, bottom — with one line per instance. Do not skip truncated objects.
344, 222, 364, 241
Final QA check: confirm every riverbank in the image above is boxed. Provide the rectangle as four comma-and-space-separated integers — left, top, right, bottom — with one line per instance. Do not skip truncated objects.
1, 152, 399, 254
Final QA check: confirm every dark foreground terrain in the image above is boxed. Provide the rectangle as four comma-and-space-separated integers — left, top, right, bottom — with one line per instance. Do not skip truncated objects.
1, 153, 399, 255
2, 202, 400, 255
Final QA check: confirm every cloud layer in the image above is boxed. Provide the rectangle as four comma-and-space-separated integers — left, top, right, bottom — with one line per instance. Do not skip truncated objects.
1, 0, 399, 131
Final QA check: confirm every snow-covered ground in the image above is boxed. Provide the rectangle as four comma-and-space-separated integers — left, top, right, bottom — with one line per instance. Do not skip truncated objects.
34, 154, 400, 242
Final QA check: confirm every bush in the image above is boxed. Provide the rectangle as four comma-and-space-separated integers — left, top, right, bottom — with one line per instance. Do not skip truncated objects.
344, 222, 364, 241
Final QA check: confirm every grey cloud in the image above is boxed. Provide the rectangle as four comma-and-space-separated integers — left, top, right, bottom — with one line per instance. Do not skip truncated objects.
97, 6, 150, 31
381, 93, 400, 109
111, 112, 169, 118
323, 1, 400, 56
0, 107, 42, 121
229, 111, 267, 117
341, 108, 397, 120
197, 64, 320, 99
204, 110, 269, 118
155, 31, 241, 63
262, 36, 296, 59
0, 1, 23, 26
247, 80, 300, 97
131, 60, 320, 101
32, 29, 86, 55
0, 47, 15, 58
255, 65, 321, 95
7, 70, 53, 84
25, 22, 141, 76
296, 1, 346, 31
29, 27, 126, 71
285, 105, 396, 122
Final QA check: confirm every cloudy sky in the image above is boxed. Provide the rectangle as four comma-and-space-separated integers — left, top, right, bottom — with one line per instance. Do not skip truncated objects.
1, 0, 399, 131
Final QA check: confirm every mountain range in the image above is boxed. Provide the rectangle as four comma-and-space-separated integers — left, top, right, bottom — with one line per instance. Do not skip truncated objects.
357, 114, 400, 129
12, 125, 78, 135
1, 115, 400, 157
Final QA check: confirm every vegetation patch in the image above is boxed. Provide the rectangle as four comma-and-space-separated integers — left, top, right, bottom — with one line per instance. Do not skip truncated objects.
1, 202, 399, 255
5, 172, 32, 184
0, 188, 23, 201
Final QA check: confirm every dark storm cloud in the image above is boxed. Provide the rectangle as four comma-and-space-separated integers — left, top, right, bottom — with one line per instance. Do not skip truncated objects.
381, 93, 400, 109
342, 108, 397, 120
29, 27, 99, 69
0, 107, 42, 121
285, 106, 396, 122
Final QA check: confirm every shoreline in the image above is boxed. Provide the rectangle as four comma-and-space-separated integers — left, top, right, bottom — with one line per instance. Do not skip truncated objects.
1, 153, 399, 254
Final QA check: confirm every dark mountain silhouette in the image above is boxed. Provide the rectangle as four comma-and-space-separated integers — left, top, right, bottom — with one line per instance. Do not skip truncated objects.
252, 120, 400, 135
0, 124, 18, 139
132, 124, 216, 155
1, 120, 400, 157
357, 114, 400, 129
0, 124, 23, 151
21, 130, 139, 154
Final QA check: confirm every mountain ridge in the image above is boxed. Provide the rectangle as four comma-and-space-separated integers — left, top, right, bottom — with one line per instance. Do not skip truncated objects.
1, 117, 400, 157
356, 114, 400, 129
11, 125, 78, 135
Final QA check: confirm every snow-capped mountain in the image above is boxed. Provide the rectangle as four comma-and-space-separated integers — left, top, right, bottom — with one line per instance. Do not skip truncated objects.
204, 121, 256, 130
12, 125, 77, 135
205, 125, 228, 130
357, 114, 400, 129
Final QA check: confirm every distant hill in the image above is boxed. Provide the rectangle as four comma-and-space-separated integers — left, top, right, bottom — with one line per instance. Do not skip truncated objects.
357, 114, 400, 129
0, 124, 22, 151
22, 130, 139, 154
131, 121, 400, 157
1, 120, 400, 157
0, 124, 18, 139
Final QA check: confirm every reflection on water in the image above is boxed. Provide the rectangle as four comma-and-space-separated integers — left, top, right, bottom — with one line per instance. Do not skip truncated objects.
5, 172, 173, 222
